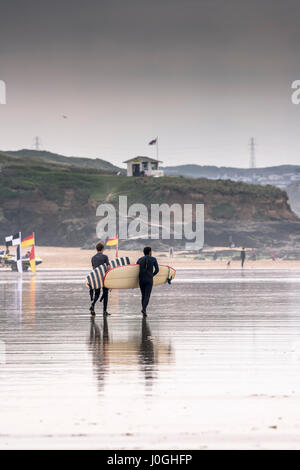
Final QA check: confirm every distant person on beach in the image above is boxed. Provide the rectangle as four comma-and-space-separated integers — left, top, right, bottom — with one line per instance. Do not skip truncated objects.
90, 241, 110, 316
137, 247, 159, 317
169, 247, 174, 258
241, 247, 246, 268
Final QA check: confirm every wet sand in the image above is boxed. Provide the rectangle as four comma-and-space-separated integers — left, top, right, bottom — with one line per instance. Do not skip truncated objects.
1, 269, 300, 449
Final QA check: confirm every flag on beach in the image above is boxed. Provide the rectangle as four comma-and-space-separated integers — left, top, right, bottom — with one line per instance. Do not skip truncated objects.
5, 232, 22, 272
148, 138, 157, 145
106, 235, 118, 246
29, 246, 36, 273
21, 233, 35, 248
106, 234, 119, 257
5, 233, 21, 246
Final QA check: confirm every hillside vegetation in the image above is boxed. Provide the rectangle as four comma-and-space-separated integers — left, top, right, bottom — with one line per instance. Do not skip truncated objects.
0, 152, 299, 247
2, 149, 123, 173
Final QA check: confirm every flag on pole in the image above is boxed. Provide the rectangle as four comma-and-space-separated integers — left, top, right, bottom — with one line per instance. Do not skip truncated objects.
29, 246, 36, 273
106, 235, 118, 246
106, 234, 119, 257
5, 232, 22, 272
16, 242, 23, 273
21, 233, 35, 248
148, 137, 159, 160
5, 233, 21, 247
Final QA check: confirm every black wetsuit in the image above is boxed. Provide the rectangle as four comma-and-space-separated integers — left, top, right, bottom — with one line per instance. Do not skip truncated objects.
90, 252, 110, 312
137, 255, 159, 312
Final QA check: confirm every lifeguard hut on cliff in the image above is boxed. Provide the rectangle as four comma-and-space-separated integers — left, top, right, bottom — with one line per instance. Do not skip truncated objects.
123, 156, 164, 177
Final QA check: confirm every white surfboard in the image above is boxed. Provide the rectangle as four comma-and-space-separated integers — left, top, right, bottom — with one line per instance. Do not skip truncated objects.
103, 264, 176, 289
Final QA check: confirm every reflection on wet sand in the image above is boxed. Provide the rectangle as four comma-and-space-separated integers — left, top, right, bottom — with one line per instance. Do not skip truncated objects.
1, 275, 36, 326
139, 318, 155, 388
23, 276, 36, 324
88, 315, 173, 393
1, 269, 300, 449
88, 317, 109, 391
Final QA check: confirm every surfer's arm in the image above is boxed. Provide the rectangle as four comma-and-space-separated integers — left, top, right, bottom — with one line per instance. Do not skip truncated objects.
153, 259, 159, 276
105, 255, 111, 270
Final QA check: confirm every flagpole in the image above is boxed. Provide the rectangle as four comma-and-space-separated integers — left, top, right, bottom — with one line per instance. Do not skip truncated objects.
17, 231, 23, 274
31, 232, 36, 273
156, 136, 159, 161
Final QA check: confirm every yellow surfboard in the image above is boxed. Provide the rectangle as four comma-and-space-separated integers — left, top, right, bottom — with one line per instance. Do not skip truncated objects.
103, 264, 176, 289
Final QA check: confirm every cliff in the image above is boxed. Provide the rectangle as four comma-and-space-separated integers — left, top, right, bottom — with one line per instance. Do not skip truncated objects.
0, 152, 299, 248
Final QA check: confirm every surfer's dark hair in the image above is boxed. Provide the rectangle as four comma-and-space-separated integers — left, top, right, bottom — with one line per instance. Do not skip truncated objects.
96, 241, 105, 252
143, 246, 151, 255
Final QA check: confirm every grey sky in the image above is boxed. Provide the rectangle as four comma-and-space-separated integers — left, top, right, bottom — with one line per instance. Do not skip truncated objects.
0, 0, 299, 168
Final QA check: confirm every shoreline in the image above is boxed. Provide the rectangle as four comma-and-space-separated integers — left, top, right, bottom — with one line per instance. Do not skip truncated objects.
1, 246, 300, 271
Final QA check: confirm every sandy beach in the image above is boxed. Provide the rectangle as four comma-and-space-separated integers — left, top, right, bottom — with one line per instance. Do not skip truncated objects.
1, 246, 298, 271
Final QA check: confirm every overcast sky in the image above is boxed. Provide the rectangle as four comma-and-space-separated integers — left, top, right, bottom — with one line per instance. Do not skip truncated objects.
0, 0, 299, 168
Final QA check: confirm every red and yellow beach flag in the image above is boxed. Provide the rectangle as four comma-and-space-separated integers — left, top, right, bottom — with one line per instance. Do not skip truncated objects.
106, 234, 118, 246
21, 233, 35, 248
29, 246, 36, 274
106, 234, 119, 257
21, 233, 36, 272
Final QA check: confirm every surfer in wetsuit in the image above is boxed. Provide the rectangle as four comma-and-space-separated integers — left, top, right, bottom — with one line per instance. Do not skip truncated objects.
137, 247, 159, 317
241, 247, 246, 268
90, 241, 110, 316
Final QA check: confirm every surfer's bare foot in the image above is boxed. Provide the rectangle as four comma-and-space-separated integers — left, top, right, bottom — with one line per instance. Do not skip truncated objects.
141, 309, 147, 317
103, 311, 110, 316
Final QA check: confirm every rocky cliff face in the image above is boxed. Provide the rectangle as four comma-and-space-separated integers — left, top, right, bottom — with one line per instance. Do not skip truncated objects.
0, 154, 299, 248
1, 187, 95, 245
287, 182, 300, 217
